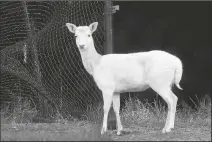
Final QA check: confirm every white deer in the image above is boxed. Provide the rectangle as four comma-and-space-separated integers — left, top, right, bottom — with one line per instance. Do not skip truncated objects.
66, 22, 183, 135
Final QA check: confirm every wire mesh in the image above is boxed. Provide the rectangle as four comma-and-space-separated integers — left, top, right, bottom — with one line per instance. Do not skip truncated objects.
0, 1, 106, 118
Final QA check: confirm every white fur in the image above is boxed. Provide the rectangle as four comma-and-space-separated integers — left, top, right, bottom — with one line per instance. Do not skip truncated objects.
66, 22, 183, 135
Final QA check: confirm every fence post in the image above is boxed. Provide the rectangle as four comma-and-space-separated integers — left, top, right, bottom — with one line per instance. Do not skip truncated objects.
105, 1, 121, 130
104, 0, 113, 54
104, 0, 114, 129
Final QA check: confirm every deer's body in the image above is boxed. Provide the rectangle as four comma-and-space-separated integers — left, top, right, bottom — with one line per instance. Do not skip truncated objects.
94, 51, 182, 94
66, 22, 183, 136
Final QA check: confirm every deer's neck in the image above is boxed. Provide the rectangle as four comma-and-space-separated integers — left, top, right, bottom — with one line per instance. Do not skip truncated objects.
79, 43, 102, 76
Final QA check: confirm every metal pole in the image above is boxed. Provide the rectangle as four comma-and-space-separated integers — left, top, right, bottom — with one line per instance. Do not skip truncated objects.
104, 0, 113, 54
105, 1, 115, 129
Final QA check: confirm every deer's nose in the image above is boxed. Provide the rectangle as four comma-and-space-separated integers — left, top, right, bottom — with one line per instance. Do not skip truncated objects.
79, 45, 85, 49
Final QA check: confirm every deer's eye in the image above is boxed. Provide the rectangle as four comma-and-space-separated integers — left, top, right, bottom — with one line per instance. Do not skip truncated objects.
88, 35, 91, 37
74, 35, 77, 38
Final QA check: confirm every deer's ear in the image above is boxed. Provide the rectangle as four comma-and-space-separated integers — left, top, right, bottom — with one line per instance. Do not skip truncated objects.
89, 22, 98, 33
66, 23, 77, 33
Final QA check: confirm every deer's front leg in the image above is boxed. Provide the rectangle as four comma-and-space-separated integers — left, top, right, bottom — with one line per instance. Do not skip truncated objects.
101, 90, 113, 135
112, 93, 123, 135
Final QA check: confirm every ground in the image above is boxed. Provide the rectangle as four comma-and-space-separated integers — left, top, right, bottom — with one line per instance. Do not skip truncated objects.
1, 118, 211, 141
112, 120, 211, 141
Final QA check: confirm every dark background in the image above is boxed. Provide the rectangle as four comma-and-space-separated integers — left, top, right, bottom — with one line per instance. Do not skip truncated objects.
112, 1, 211, 106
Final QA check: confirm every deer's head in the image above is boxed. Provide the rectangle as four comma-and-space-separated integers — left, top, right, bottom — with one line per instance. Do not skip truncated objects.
66, 22, 98, 50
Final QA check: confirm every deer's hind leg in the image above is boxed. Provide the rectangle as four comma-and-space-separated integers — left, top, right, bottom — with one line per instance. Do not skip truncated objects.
150, 83, 177, 133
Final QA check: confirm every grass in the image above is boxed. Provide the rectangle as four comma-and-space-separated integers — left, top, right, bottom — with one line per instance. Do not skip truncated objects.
1, 94, 211, 141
